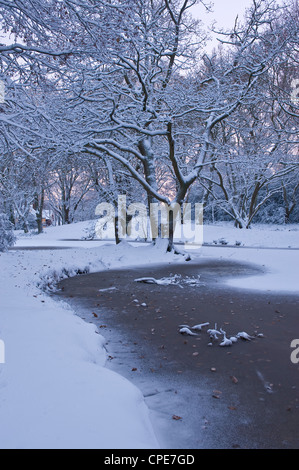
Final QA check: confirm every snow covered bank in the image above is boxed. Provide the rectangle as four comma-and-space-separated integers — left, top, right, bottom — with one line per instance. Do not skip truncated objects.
0, 243, 180, 449
1, 221, 298, 449
0, 273, 156, 448
220, 248, 299, 294
202, 222, 299, 249
15, 220, 299, 250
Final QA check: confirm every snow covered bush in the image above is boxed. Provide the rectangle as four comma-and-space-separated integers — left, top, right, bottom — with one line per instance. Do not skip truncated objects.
0, 213, 16, 252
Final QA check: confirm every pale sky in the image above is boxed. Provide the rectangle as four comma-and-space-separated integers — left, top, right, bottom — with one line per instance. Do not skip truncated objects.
191, 0, 254, 49
192, 0, 252, 28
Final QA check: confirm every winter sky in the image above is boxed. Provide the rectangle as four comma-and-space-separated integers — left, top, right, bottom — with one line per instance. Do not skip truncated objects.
193, 0, 252, 28
192, 0, 254, 49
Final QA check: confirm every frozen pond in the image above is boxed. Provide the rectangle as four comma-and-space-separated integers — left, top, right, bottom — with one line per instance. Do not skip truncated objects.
55, 259, 299, 449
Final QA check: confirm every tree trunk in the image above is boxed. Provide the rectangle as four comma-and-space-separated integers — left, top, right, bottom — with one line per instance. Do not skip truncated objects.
8, 205, 15, 227
167, 208, 175, 252
22, 218, 29, 233
61, 203, 71, 224
114, 213, 121, 244
33, 189, 45, 234
247, 182, 261, 225
139, 138, 160, 242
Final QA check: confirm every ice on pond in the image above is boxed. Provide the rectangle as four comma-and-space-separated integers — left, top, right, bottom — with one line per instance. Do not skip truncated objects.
134, 274, 203, 288
98, 286, 118, 292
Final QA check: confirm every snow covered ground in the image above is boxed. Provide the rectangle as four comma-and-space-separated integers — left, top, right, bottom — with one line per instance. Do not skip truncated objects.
0, 221, 298, 449
13, 219, 299, 250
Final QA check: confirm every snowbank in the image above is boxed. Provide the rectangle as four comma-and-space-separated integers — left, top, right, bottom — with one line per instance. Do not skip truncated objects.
0, 243, 180, 449
15, 220, 299, 249
202, 222, 299, 249
220, 248, 299, 293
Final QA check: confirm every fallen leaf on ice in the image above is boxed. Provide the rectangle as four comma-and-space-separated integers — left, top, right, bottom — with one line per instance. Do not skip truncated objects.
172, 415, 182, 420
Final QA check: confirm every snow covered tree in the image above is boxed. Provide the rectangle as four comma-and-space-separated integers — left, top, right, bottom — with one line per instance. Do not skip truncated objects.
46, 153, 94, 225
73, 0, 297, 246
0, 79, 64, 232
189, 0, 299, 227
198, 83, 298, 228
0, 212, 15, 251
0, 0, 297, 246
281, 170, 299, 223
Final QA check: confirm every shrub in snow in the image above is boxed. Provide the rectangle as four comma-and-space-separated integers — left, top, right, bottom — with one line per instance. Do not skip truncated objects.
82, 220, 97, 240
219, 238, 228, 245
0, 213, 16, 252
